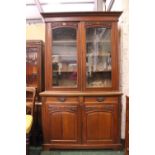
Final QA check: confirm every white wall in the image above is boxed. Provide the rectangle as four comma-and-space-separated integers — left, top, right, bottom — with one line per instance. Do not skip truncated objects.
111, 0, 129, 139
26, 23, 45, 41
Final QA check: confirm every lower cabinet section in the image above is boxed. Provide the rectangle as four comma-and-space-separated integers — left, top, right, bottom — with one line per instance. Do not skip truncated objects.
41, 94, 122, 150
82, 104, 117, 144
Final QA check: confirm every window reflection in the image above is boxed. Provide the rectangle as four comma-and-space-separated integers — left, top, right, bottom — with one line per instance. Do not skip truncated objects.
86, 27, 112, 88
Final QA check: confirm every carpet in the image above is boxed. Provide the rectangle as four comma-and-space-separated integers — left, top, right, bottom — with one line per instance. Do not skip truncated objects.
29, 147, 124, 155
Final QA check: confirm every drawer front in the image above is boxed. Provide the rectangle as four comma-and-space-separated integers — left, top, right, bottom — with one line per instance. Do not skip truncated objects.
84, 96, 118, 104
45, 96, 79, 104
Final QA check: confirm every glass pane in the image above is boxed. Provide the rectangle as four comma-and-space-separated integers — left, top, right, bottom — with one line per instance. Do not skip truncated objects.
26, 47, 38, 86
52, 27, 77, 87
86, 27, 112, 88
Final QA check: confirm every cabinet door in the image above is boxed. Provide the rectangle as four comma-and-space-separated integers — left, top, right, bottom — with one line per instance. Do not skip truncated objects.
83, 22, 118, 90
26, 40, 44, 96
82, 104, 118, 144
46, 22, 81, 90
45, 104, 81, 144
26, 46, 39, 87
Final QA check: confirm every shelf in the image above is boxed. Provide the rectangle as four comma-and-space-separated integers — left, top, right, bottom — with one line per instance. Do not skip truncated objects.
53, 40, 76, 45
87, 70, 111, 73
52, 55, 77, 57
53, 70, 111, 73
53, 71, 77, 73
87, 53, 111, 57
86, 40, 111, 43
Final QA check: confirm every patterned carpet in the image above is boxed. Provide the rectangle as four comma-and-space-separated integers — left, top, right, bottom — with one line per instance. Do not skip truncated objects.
29, 147, 124, 155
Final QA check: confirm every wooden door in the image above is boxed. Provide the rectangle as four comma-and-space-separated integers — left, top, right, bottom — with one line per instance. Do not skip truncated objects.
82, 104, 118, 144
45, 104, 81, 144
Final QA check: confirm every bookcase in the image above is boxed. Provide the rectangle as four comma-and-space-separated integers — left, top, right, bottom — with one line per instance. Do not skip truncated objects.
40, 12, 122, 150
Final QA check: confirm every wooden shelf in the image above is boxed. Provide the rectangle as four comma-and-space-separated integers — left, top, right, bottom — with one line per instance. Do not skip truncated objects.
53, 71, 77, 73
92, 70, 111, 72
86, 40, 111, 43
53, 70, 111, 73
87, 53, 111, 57
52, 55, 77, 57
53, 40, 76, 44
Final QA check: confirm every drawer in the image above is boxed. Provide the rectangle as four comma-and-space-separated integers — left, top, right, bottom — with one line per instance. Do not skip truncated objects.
84, 96, 118, 104
45, 96, 79, 104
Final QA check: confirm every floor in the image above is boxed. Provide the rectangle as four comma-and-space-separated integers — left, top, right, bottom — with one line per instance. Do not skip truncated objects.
29, 147, 125, 155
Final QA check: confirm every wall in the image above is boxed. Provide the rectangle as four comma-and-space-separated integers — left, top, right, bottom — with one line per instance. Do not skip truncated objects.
26, 23, 45, 41
111, 0, 129, 139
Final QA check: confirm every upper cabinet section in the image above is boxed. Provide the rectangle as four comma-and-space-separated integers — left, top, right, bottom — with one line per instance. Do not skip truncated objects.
42, 12, 122, 91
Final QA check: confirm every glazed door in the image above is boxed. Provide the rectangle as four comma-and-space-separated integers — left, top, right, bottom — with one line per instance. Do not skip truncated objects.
46, 22, 81, 90
26, 46, 39, 88
82, 22, 118, 90
82, 104, 118, 144
45, 104, 81, 144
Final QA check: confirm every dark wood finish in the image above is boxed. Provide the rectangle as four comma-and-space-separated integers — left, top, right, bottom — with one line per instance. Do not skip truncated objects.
26, 40, 44, 101
41, 93, 122, 150
42, 104, 81, 144
40, 12, 122, 150
41, 12, 122, 22
82, 104, 115, 144
40, 91, 122, 96
84, 96, 118, 103
125, 96, 129, 155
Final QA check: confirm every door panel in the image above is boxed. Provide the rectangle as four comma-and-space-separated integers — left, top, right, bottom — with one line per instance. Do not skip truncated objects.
47, 105, 81, 144
83, 104, 116, 144
87, 111, 112, 140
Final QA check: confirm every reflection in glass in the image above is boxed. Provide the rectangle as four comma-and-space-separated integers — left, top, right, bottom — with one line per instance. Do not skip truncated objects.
26, 47, 38, 86
86, 27, 112, 88
52, 27, 77, 87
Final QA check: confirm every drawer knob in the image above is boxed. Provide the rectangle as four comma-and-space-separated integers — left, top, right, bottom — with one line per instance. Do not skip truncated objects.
96, 97, 105, 102
58, 97, 66, 102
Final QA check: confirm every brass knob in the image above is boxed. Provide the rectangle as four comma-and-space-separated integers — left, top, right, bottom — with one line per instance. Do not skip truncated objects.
96, 97, 105, 102
58, 96, 66, 102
